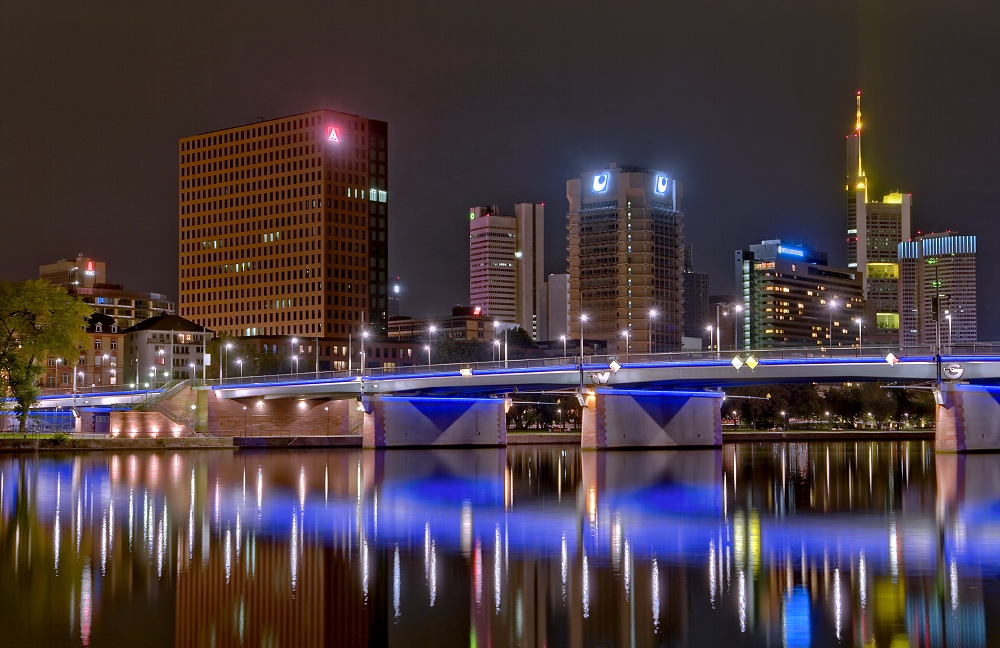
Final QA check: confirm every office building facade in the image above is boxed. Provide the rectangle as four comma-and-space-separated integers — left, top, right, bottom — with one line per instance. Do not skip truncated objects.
898, 233, 977, 349
567, 164, 683, 354
122, 314, 213, 386
469, 203, 544, 338
537, 273, 570, 342
682, 244, 710, 342
40, 254, 174, 329
736, 240, 864, 348
178, 110, 389, 339
846, 93, 911, 342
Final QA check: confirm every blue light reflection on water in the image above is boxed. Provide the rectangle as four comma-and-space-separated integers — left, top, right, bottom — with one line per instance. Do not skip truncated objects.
0, 442, 997, 646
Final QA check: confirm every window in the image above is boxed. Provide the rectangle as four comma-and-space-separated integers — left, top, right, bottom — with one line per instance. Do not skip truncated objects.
94, 339, 102, 350
110, 340, 117, 350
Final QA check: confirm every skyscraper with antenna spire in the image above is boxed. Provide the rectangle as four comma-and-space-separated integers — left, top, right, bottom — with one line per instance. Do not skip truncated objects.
846, 91, 911, 343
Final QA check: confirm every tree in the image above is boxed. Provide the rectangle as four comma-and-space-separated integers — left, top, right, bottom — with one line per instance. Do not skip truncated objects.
0, 280, 92, 432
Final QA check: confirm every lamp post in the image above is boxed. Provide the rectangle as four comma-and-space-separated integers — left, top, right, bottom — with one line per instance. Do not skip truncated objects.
946, 312, 953, 353
579, 314, 588, 366
732, 305, 743, 351
781, 410, 787, 430
428, 325, 437, 366
224, 342, 232, 380
290, 338, 298, 375
493, 340, 500, 363
705, 325, 714, 357
828, 300, 838, 349
855, 318, 863, 354
189, 362, 196, 383
621, 329, 630, 363
237, 358, 243, 379
648, 308, 658, 356
292, 354, 299, 376
560, 335, 567, 358
360, 330, 369, 376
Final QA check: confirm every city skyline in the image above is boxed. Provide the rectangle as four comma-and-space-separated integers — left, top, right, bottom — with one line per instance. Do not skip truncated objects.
2, 2, 998, 337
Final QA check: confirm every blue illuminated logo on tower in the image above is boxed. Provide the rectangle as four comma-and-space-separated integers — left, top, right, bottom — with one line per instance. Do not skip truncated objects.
778, 246, 805, 258
592, 172, 610, 193
655, 174, 669, 194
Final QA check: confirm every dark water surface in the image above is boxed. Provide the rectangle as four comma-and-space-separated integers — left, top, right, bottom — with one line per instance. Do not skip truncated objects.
0, 442, 997, 647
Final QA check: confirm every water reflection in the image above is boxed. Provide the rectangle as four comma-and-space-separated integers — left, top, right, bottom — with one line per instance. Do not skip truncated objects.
0, 442, 997, 646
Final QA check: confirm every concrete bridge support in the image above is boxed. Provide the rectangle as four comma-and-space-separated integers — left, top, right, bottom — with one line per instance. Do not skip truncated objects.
362, 395, 507, 448
935, 383, 1000, 452
581, 388, 722, 449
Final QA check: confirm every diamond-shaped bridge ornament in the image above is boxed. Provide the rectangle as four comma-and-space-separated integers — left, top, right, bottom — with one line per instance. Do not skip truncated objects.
731, 356, 744, 370
885, 352, 899, 366
745, 355, 759, 370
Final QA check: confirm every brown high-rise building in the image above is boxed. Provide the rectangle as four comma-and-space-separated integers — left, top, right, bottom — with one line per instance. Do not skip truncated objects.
567, 164, 684, 354
178, 110, 389, 340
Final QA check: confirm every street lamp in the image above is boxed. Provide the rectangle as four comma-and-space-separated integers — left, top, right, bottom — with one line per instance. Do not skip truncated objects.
732, 304, 743, 351
620, 329, 630, 363
560, 335, 567, 358
237, 358, 243, 379
705, 325, 714, 356
579, 314, 588, 366
360, 330, 369, 376
224, 342, 233, 380
424, 344, 431, 366
946, 311, 953, 353
854, 318, 863, 353
292, 354, 299, 375
189, 362, 197, 382
648, 308, 658, 355
781, 410, 787, 430
828, 299, 838, 349
428, 325, 437, 365
290, 338, 298, 374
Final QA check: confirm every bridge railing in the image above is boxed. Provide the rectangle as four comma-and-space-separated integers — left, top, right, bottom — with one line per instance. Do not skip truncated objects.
36, 342, 992, 396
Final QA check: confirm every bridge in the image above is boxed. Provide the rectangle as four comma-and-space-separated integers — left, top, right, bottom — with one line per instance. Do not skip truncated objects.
30, 345, 1000, 452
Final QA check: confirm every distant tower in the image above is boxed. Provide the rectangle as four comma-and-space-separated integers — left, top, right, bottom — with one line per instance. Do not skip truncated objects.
846, 92, 910, 342
682, 244, 710, 341
898, 233, 977, 349
567, 164, 683, 353
469, 203, 544, 338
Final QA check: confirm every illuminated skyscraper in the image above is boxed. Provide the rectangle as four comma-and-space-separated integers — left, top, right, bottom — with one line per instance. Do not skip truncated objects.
846, 93, 911, 342
898, 233, 977, 349
735, 240, 864, 348
567, 164, 683, 353
178, 110, 389, 339
469, 203, 544, 338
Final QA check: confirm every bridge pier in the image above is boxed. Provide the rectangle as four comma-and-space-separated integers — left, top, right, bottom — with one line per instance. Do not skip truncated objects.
361, 395, 507, 448
935, 383, 1000, 452
581, 388, 722, 449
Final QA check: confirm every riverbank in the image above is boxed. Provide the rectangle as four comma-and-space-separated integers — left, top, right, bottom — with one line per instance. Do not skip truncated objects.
723, 429, 935, 442
0, 428, 935, 451
0, 436, 234, 452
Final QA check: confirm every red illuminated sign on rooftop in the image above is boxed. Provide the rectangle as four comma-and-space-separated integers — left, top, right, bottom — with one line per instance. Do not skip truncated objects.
326, 126, 340, 143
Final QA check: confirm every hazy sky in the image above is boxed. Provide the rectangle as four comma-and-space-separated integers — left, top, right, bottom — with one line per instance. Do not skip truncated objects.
2, 1, 998, 335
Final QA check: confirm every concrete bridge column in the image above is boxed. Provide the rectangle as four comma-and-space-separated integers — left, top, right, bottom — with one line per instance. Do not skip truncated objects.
581, 388, 722, 449
935, 383, 1000, 452
361, 395, 507, 448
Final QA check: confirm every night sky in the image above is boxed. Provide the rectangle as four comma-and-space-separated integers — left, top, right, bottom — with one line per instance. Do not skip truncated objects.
2, 2, 998, 336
